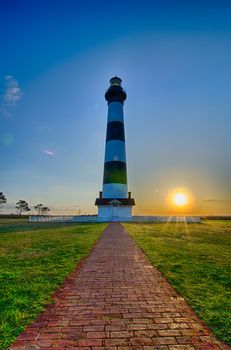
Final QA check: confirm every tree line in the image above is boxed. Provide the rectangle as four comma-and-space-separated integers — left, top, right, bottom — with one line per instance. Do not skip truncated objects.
0, 192, 50, 216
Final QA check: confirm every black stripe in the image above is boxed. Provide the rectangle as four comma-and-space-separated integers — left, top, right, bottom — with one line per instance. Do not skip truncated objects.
105, 85, 127, 103
106, 121, 125, 142
103, 161, 127, 184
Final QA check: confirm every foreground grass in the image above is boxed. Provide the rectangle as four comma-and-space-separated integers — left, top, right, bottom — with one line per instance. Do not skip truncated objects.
124, 220, 231, 345
0, 222, 106, 349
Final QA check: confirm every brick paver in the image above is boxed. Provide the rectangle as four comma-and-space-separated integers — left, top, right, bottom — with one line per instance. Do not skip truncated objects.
9, 223, 230, 350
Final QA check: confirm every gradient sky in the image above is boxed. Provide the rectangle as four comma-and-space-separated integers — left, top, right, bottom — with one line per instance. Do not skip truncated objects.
1, 0, 231, 215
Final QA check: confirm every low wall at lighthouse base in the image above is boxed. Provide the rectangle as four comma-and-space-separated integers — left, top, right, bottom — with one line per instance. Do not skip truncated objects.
29, 215, 201, 223
97, 215, 201, 223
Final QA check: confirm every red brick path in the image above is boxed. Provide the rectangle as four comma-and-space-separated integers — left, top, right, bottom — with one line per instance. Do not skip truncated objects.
9, 223, 230, 350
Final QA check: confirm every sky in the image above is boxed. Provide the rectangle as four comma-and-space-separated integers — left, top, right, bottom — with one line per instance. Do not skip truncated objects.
1, 0, 231, 215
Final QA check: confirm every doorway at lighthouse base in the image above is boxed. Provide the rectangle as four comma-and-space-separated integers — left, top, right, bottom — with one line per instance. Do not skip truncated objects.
97, 204, 133, 222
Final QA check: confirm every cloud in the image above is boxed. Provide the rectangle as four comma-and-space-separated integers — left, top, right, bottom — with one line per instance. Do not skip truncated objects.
43, 149, 55, 156
0, 75, 23, 118
203, 199, 231, 202
3, 75, 23, 103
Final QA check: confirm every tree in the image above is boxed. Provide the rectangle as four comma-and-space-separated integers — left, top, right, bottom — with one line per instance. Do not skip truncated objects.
41, 207, 50, 216
34, 204, 50, 216
15, 200, 30, 215
34, 203, 43, 215
0, 192, 7, 209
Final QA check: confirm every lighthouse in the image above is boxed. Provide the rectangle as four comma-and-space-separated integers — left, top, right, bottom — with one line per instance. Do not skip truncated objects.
95, 77, 135, 221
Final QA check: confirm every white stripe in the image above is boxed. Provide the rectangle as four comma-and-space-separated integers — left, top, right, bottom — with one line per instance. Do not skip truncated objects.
102, 183, 128, 198
104, 140, 126, 162
107, 101, 124, 122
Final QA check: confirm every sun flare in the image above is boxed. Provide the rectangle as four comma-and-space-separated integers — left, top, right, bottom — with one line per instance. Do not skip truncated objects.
167, 188, 193, 211
173, 192, 188, 206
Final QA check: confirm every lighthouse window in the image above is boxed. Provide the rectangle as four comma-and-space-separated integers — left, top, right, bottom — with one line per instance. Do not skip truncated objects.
111, 81, 120, 86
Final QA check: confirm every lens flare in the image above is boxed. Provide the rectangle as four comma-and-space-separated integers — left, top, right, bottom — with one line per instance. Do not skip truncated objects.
167, 188, 193, 211
173, 192, 188, 206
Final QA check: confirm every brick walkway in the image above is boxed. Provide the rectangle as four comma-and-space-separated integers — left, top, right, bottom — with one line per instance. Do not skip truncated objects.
9, 223, 229, 350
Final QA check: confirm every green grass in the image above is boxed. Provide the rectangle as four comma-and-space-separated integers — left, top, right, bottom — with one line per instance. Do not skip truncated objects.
0, 220, 107, 349
124, 220, 231, 345
0, 217, 28, 225
0, 219, 85, 233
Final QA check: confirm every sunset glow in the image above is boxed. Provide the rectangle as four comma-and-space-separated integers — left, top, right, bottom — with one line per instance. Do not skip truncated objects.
173, 192, 188, 207
167, 188, 193, 211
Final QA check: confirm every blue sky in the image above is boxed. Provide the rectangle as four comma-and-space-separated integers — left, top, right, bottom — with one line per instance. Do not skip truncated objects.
1, 0, 231, 215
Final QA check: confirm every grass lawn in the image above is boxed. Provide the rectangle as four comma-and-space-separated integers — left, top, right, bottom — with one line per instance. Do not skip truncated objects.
124, 220, 231, 345
0, 217, 28, 225
0, 220, 107, 349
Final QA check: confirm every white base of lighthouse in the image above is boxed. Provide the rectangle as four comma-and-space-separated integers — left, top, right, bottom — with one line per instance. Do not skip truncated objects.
97, 205, 132, 222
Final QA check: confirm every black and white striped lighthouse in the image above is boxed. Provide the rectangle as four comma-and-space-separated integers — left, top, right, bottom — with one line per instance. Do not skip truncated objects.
95, 77, 135, 221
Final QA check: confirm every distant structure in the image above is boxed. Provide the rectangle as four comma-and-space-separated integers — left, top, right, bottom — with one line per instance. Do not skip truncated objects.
95, 77, 135, 221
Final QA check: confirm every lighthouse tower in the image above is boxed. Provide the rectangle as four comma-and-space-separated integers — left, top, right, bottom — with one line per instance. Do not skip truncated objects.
95, 77, 135, 221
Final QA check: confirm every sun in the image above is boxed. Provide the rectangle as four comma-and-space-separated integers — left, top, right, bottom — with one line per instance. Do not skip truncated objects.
167, 188, 192, 210
173, 192, 188, 207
